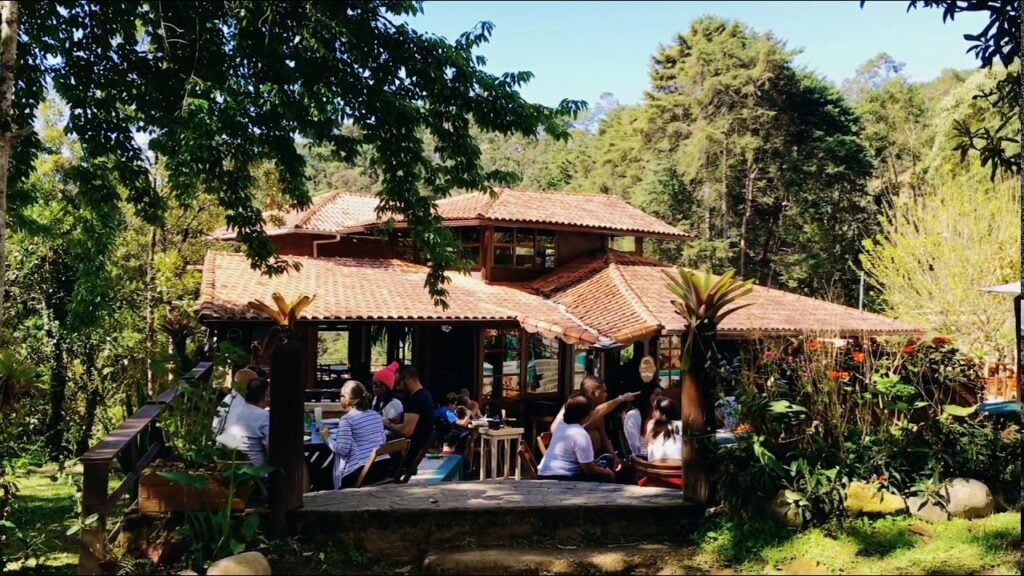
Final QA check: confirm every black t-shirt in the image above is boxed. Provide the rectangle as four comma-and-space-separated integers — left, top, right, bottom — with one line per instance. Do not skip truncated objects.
402, 387, 435, 460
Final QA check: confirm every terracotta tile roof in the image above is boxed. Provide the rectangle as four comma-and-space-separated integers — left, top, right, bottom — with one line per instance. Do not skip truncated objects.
211, 192, 382, 240
198, 251, 602, 345
435, 188, 689, 238
213, 188, 689, 240
531, 251, 922, 344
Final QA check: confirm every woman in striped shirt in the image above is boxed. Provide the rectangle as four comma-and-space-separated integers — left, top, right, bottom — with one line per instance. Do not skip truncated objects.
318, 380, 385, 489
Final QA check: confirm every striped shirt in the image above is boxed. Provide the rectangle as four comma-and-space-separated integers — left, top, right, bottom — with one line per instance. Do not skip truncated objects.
328, 408, 385, 489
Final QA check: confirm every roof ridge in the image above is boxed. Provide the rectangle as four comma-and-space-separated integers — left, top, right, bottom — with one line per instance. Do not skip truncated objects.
290, 190, 337, 229
606, 257, 664, 331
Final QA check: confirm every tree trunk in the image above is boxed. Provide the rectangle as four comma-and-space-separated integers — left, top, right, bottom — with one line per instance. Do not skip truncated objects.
268, 326, 309, 536
45, 333, 68, 461
145, 227, 156, 397
0, 1, 20, 337
681, 328, 716, 506
76, 360, 101, 457
738, 163, 758, 278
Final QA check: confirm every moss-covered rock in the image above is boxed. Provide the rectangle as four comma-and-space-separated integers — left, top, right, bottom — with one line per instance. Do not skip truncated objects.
844, 481, 906, 516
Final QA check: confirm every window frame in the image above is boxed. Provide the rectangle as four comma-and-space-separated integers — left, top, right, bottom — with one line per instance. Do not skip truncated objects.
491, 227, 557, 270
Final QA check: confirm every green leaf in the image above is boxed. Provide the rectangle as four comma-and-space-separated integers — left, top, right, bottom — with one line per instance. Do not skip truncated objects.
157, 471, 211, 490
942, 404, 977, 417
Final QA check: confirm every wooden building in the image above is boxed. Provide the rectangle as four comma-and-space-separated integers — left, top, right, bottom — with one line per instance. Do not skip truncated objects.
198, 188, 920, 440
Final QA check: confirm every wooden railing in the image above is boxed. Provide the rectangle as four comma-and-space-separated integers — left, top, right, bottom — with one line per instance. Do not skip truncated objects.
78, 362, 213, 575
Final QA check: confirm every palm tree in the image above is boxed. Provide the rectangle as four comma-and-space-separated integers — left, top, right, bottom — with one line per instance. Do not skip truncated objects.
663, 268, 753, 504
247, 292, 315, 362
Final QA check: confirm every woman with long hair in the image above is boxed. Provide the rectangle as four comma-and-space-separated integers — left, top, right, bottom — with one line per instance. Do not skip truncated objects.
645, 398, 683, 462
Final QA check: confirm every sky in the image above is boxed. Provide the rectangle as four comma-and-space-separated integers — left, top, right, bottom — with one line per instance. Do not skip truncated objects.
406, 1, 989, 108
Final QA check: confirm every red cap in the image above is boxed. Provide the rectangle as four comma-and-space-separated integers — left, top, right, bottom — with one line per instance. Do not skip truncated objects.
372, 361, 400, 390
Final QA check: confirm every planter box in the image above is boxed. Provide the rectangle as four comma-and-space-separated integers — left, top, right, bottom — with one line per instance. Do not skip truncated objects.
139, 467, 248, 514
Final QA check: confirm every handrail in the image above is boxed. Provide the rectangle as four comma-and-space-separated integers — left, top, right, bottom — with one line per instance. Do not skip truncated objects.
78, 361, 214, 575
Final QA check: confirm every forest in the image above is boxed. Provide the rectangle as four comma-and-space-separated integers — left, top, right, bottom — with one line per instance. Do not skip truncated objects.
0, 9, 1018, 476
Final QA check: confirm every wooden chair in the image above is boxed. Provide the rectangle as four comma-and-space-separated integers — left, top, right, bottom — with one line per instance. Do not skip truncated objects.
396, 429, 438, 484
517, 443, 538, 480
632, 458, 682, 488
354, 438, 410, 488
537, 432, 552, 456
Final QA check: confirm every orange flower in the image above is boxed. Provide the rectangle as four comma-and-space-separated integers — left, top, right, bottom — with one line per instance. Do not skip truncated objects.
852, 351, 865, 364
807, 341, 821, 351
931, 336, 952, 346
828, 370, 851, 381
734, 423, 753, 433
902, 346, 917, 355
906, 337, 922, 346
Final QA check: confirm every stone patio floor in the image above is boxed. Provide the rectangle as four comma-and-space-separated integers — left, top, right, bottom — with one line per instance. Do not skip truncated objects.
303, 479, 689, 512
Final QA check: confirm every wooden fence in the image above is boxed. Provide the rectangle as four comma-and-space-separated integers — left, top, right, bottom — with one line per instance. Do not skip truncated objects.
78, 362, 213, 575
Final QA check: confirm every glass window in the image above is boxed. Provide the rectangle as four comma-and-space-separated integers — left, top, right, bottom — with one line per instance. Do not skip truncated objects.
658, 335, 682, 389
610, 236, 637, 253
482, 328, 522, 401
492, 227, 557, 269
457, 228, 481, 267
526, 335, 560, 395
573, 345, 590, 389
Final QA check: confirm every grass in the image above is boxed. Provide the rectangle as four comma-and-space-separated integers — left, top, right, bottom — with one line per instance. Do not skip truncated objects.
3, 467, 1020, 575
691, 513, 1022, 575
3, 469, 81, 575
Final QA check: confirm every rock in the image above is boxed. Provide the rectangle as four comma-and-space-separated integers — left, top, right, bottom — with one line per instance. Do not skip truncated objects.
206, 551, 271, 575
907, 496, 949, 523
177, 571, 198, 576
767, 489, 805, 528
844, 481, 906, 516
942, 478, 993, 519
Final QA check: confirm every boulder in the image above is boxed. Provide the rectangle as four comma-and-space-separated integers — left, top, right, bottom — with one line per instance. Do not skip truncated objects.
907, 496, 949, 523
767, 489, 805, 528
844, 481, 906, 516
206, 551, 271, 576
942, 478, 993, 519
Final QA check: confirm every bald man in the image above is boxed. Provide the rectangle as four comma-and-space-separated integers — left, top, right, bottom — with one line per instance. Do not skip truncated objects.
213, 368, 260, 435
551, 375, 638, 472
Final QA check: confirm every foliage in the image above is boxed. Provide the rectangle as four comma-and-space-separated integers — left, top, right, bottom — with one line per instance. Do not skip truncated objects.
716, 336, 1019, 525
0, 350, 42, 413
7, 1, 585, 310
159, 461, 272, 571
663, 269, 753, 370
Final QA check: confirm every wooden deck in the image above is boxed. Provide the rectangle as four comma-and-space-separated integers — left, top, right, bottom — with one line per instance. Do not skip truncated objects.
294, 480, 700, 562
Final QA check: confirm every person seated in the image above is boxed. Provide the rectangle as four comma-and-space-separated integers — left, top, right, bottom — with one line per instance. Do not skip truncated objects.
537, 393, 616, 483
318, 380, 386, 489
384, 366, 434, 466
217, 378, 271, 467
551, 375, 638, 476
637, 398, 683, 489
212, 367, 259, 434
370, 361, 404, 435
457, 388, 484, 419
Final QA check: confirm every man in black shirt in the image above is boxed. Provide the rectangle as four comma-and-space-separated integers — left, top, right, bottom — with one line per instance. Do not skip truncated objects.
384, 365, 434, 464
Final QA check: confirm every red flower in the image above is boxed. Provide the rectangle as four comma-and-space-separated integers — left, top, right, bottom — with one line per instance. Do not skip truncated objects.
828, 370, 851, 381
875, 473, 886, 484
852, 352, 865, 364
807, 341, 821, 351
902, 346, 917, 355
906, 337, 922, 346
931, 336, 952, 347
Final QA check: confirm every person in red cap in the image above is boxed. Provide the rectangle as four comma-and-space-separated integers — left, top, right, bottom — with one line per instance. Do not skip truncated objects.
370, 361, 404, 433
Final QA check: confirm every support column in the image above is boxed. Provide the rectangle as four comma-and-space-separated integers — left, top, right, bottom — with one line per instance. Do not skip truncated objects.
269, 325, 310, 535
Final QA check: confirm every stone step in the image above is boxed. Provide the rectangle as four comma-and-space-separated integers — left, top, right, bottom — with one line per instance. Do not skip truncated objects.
421, 545, 722, 575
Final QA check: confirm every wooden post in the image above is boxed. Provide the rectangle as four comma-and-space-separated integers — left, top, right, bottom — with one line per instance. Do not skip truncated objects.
269, 325, 309, 535
681, 330, 716, 505
78, 460, 110, 575
558, 340, 574, 397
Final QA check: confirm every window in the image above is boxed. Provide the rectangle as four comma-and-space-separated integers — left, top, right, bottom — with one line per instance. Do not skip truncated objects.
658, 335, 683, 389
492, 227, 557, 269
610, 236, 637, 253
482, 328, 522, 401
573, 345, 589, 389
526, 335, 559, 395
456, 228, 481, 267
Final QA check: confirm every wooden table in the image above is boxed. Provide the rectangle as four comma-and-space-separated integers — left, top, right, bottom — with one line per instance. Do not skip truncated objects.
477, 427, 525, 481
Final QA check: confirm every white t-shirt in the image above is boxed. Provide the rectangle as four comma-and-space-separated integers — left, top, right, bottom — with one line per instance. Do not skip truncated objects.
647, 424, 683, 462
212, 391, 245, 435
622, 408, 643, 457
537, 423, 594, 477
219, 401, 270, 467
381, 398, 403, 424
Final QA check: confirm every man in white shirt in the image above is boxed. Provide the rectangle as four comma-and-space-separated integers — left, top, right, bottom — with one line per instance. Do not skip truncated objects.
212, 368, 259, 435
218, 378, 271, 467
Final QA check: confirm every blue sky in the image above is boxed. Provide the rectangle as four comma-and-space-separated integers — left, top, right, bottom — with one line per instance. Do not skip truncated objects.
407, 1, 988, 107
